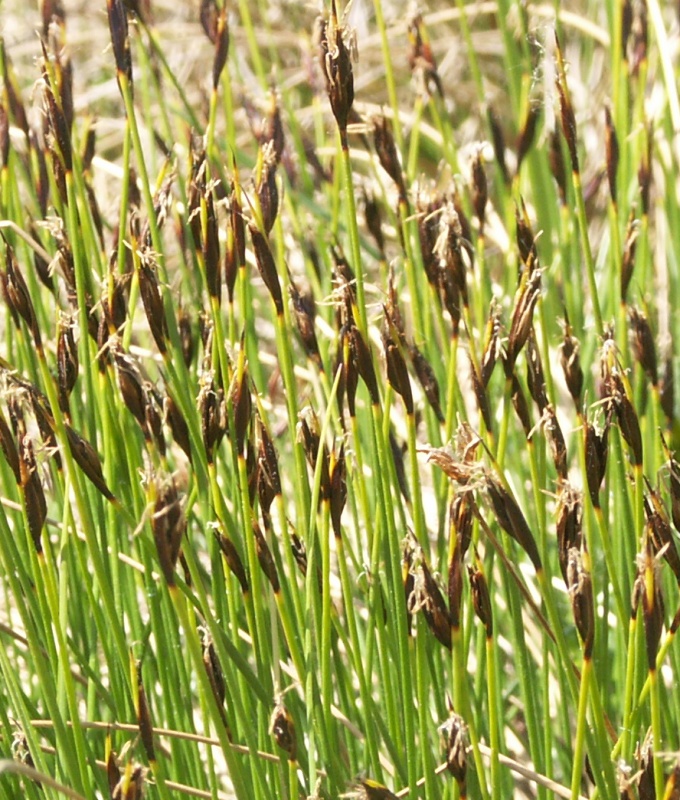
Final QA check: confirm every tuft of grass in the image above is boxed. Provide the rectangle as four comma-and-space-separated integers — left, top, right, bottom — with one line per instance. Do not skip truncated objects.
1, 1, 680, 799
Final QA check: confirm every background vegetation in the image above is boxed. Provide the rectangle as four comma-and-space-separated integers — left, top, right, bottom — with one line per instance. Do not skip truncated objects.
1, 1, 680, 798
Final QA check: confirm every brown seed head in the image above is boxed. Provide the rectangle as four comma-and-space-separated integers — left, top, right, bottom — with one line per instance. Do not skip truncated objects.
440, 713, 467, 789
487, 106, 510, 186
164, 394, 192, 463
548, 128, 568, 206
66, 424, 115, 501
468, 561, 493, 637
505, 268, 542, 380
106, 0, 133, 90
270, 700, 297, 761
516, 103, 541, 174
214, 530, 249, 594
318, 1, 354, 138
249, 225, 283, 315
604, 105, 619, 205
349, 324, 380, 405
644, 486, 680, 584
134, 666, 156, 763
621, 212, 639, 303
330, 445, 347, 539
486, 475, 542, 570
556, 484, 583, 585
373, 115, 407, 202
137, 253, 168, 354
560, 321, 583, 406
151, 477, 185, 586
383, 325, 413, 415
407, 542, 452, 649
198, 374, 227, 464
252, 520, 279, 592
629, 306, 658, 386
566, 547, 595, 658
410, 344, 444, 423
471, 149, 488, 235
555, 35, 579, 172
511, 375, 532, 438
638, 534, 665, 669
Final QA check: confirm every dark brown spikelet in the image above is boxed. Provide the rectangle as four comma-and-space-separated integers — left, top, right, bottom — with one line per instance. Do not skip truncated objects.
468, 561, 493, 637
202, 634, 229, 730
135, 667, 156, 763
667, 452, 680, 535
330, 445, 347, 538
441, 713, 467, 792
357, 779, 399, 800
448, 538, 464, 630
470, 355, 493, 434
41, 61, 73, 174
555, 34, 579, 172
629, 306, 658, 386
198, 375, 227, 464
151, 477, 185, 586
606, 373, 643, 466
480, 302, 501, 388
566, 547, 595, 658
249, 225, 283, 315
177, 306, 194, 368
511, 375, 532, 438
549, 128, 568, 206
0, 105, 9, 169
258, 417, 281, 505
525, 330, 549, 412
270, 700, 297, 761
560, 321, 584, 407
486, 475, 542, 570
488, 106, 510, 185
66, 425, 115, 501
289, 281, 322, 368
203, 192, 221, 301
410, 345, 444, 423
660, 354, 674, 423
471, 150, 488, 235
584, 419, 609, 508
504, 270, 542, 378
0, 407, 20, 484
106, 0, 133, 91
225, 190, 245, 302
114, 352, 146, 430
389, 431, 410, 504
556, 484, 583, 585
638, 126, 653, 216
138, 254, 168, 354
408, 547, 451, 650
164, 394, 192, 463
215, 530, 249, 594
604, 105, 619, 205
212, 4, 229, 90
363, 190, 385, 255
349, 325, 380, 405
620, 212, 639, 303
252, 521, 279, 592
373, 115, 407, 202
644, 487, 680, 584
232, 369, 252, 457
383, 324, 413, 415
319, 1, 354, 140
638, 533, 665, 669
516, 102, 540, 175
3, 239, 41, 350
19, 435, 47, 552
544, 405, 568, 480
255, 146, 279, 235
515, 199, 540, 273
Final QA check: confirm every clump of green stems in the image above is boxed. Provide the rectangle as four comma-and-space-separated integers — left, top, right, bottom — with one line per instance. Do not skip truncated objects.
0, 1, 680, 799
